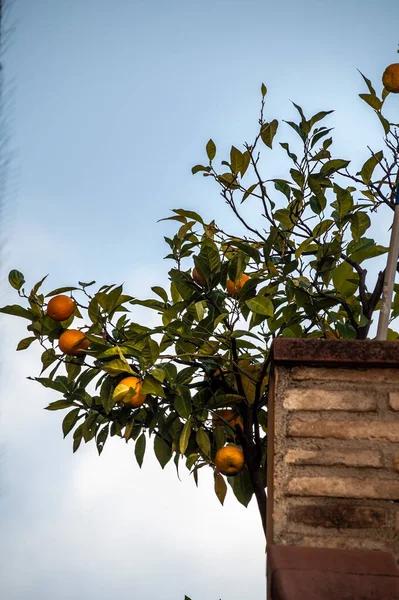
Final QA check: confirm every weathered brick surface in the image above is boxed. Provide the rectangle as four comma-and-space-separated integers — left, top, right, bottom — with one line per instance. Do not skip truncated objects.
288, 504, 386, 529
280, 533, 397, 556
389, 392, 399, 411
288, 419, 399, 442
290, 366, 399, 384
283, 389, 377, 411
268, 340, 399, 566
287, 476, 399, 500
284, 448, 383, 468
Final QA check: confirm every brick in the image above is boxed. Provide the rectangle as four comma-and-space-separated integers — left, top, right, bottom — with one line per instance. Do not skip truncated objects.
272, 569, 399, 600
290, 366, 399, 384
393, 453, 399, 473
284, 448, 383, 468
389, 392, 399, 411
287, 476, 399, 500
287, 505, 386, 529
278, 533, 398, 559
283, 389, 377, 411
288, 418, 399, 442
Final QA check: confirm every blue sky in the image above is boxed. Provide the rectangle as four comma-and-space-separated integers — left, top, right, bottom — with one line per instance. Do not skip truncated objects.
1, 1, 398, 599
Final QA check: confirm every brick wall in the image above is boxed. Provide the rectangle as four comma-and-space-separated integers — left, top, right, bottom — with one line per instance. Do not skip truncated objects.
266, 339, 399, 563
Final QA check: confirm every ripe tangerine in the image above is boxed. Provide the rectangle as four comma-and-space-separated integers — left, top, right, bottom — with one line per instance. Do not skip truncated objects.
382, 63, 399, 93
47, 295, 75, 321
113, 376, 147, 408
215, 445, 245, 476
192, 267, 206, 286
58, 329, 89, 355
226, 274, 250, 295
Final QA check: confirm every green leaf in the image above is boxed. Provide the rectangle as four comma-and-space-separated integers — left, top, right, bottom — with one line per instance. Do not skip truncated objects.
214, 471, 227, 505
310, 128, 334, 149
73, 424, 84, 453
150, 367, 166, 383
290, 168, 305, 188
35, 375, 69, 393
141, 374, 165, 397
359, 93, 382, 111
101, 359, 134, 377
273, 179, 291, 201
174, 394, 192, 419
46, 286, 79, 297
8, 269, 25, 290
320, 159, 350, 175
191, 164, 210, 174
196, 429, 211, 457
312, 219, 334, 238
350, 212, 371, 241
41, 348, 57, 373
206, 139, 216, 161
195, 241, 221, 283
332, 262, 358, 297
179, 420, 192, 455
349, 237, 388, 263
62, 408, 81, 437
100, 377, 115, 413
45, 399, 75, 411
65, 358, 81, 383
360, 151, 383, 184
284, 120, 306, 142
295, 238, 315, 259
309, 110, 334, 129
135, 433, 146, 467
151, 286, 168, 303
0, 304, 37, 320
227, 251, 245, 282
358, 71, 376, 95
241, 182, 258, 203
141, 339, 160, 366
260, 119, 278, 148
16, 336, 37, 351
230, 145, 243, 174
217, 172, 240, 189
333, 184, 353, 219
172, 209, 205, 224
336, 321, 357, 340
376, 112, 390, 135
154, 435, 172, 468
96, 424, 109, 455
280, 142, 297, 163
227, 465, 254, 507
261, 82, 267, 97
246, 295, 274, 317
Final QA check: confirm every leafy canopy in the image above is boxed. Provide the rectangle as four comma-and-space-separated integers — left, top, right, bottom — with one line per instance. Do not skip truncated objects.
2, 72, 399, 537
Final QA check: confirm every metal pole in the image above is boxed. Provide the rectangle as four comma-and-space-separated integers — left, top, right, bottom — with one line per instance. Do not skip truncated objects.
376, 182, 399, 340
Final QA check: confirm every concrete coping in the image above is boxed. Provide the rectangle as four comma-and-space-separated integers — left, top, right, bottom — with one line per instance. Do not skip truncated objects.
272, 338, 399, 368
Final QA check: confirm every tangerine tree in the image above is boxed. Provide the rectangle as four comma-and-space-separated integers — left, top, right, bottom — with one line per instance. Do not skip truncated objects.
2, 64, 399, 538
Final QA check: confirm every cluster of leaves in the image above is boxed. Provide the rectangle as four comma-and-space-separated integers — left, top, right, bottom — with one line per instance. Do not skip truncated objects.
2, 74, 399, 536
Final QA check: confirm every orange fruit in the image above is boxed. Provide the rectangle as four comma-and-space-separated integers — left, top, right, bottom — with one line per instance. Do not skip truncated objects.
212, 409, 243, 431
112, 376, 147, 408
47, 295, 75, 321
58, 329, 89, 355
226, 273, 250, 295
192, 267, 206, 286
382, 63, 399, 93
215, 445, 245, 476
326, 329, 342, 340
